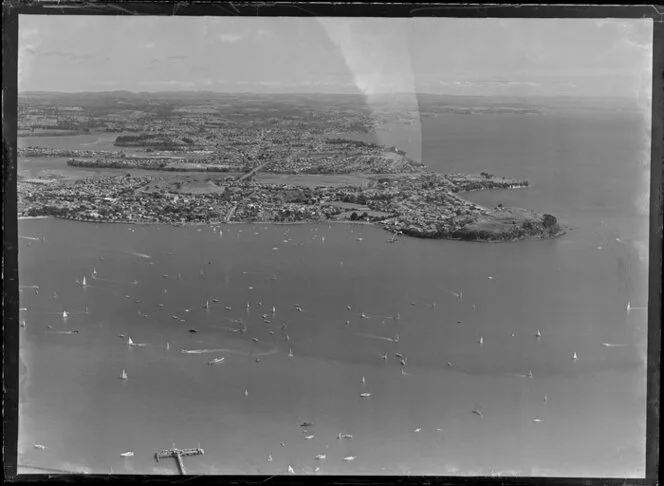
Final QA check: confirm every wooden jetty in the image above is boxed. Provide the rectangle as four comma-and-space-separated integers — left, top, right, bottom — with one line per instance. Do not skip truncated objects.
154, 447, 204, 475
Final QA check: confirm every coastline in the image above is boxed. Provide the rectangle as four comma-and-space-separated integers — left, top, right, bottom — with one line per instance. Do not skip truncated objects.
19, 212, 565, 243
18, 136, 560, 243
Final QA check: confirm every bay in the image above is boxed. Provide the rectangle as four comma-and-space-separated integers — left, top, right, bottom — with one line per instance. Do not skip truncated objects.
17, 108, 650, 476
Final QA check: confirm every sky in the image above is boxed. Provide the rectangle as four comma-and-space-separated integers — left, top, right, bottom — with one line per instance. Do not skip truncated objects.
18, 16, 653, 99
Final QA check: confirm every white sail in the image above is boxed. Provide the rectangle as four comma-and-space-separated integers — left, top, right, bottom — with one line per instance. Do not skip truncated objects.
62, 311, 68, 319
120, 369, 128, 380
127, 336, 134, 346
165, 342, 170, 351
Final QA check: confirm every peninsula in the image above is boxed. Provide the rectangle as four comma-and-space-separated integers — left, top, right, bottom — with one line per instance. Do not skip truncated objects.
17, 92, 564, 242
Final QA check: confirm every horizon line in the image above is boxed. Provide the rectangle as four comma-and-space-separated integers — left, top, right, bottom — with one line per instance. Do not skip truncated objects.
17, 89, 640, 100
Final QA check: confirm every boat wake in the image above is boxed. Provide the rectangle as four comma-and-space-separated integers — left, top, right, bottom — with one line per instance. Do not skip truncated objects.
601, 342, 632, 348
363, 313, 398, 320
131, 252, 151, 259
181, 346, 279, 357
355, 332, 399, 343
91, 275, 139, 286
442, 288, 463, 299
218, 325, 247, 334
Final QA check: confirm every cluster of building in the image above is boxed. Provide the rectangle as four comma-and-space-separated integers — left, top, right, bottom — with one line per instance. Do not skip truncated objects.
58, 129, 422, 177
68, 158, 172, 170
18, 176, 230, 224
18, 169, 551, 242
19, 147, 121, 158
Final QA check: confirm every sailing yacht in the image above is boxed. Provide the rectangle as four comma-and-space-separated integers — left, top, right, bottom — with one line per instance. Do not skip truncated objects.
120, 369, 128, 380
92, 267, 97, 277
82, 276, 87, 287
127, 336, 135, 347
62, 310, 68, 319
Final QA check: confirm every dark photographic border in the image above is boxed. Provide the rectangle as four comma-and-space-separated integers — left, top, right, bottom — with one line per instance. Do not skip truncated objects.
2, 3, 661, 484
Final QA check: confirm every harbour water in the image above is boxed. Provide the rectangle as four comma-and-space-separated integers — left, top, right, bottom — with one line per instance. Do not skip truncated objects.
17, 108, 650, 476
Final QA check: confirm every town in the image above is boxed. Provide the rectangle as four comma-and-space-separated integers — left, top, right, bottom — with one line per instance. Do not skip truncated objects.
17, 92, 563, 241
18, 169, 561, 241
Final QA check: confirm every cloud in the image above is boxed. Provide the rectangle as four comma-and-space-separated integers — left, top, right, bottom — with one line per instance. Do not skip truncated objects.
217, 33, 242, 44
137, 80, 198, 89
40, 51, 90, 61
254, 28, 274, 41
18, 26, 40, 89
93, 81, 120, 87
